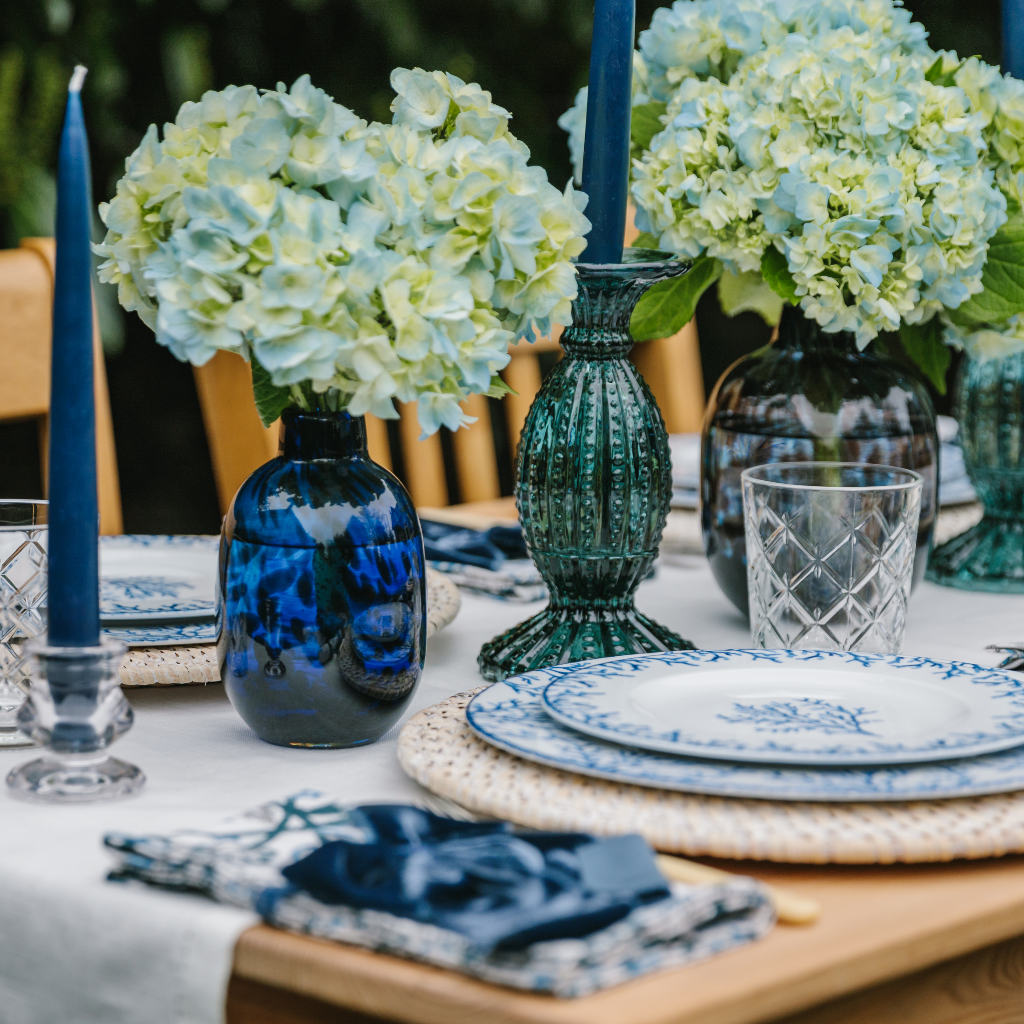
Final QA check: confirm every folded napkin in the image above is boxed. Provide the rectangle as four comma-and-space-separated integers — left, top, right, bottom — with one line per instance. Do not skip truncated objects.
421, 519, 545, 602
105, 793, 774, 997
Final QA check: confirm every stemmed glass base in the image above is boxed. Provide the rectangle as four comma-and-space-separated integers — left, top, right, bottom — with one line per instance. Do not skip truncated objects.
7, 752, 144, 803
479, 603, 695, 682
927, 516, 1024, 592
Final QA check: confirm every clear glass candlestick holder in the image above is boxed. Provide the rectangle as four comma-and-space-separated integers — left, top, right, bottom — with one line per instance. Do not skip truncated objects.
0, 500, 48, 747
742, 463, 923, 654
6, 637, 145, 802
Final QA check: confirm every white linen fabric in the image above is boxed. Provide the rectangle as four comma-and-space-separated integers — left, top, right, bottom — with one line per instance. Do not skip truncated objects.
1, 558, 1023, 1023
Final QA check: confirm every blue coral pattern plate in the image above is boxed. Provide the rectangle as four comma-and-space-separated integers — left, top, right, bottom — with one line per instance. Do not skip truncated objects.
539, 650, 1024, 766
99, 535, 219, 622
101, 622, 219, 647
466, 659, 1024, 801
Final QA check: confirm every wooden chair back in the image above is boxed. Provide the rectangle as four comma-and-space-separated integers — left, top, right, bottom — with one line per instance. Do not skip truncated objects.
192, 205, 705, 513
0, 238, 122, 534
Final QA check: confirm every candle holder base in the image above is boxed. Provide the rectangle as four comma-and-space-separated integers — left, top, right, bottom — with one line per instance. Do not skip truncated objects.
0, 729, 36, 748
6, 637, 144, 803
7, 752, 144, 803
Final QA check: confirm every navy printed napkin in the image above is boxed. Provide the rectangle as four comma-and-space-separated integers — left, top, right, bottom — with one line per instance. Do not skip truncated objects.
105, 793, 774, 997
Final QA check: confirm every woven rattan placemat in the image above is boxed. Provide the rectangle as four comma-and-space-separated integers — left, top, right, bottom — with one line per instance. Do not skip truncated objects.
119, 569, 461, 687
397, 689, 1024, 865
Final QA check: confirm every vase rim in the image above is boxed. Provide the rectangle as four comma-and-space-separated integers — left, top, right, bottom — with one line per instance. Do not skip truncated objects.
575, 247, 688, 269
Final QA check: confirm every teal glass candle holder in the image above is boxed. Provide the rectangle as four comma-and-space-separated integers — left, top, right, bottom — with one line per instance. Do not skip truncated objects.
928, 349, 1024, 591
478, 249, 696, 682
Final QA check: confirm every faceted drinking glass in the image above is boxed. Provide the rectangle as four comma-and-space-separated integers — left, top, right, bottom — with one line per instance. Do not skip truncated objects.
0, 501, 47, 746
742, 464, 922, 653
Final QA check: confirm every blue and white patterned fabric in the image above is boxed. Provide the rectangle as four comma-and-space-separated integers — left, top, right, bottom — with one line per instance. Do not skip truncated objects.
104, 793, 774, 996
427, 559, 546, 603
420, 520, 546, 602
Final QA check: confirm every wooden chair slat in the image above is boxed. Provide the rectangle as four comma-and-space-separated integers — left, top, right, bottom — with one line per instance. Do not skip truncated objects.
0, 239, 123, 534
397, 402, 448, 507
192, 351, 280, 516
449, 393, 501, 503
364, 415, 392, 472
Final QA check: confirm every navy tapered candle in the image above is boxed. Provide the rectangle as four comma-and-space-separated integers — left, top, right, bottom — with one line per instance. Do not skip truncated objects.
48, 66, 100, 649
1005, 0, 1024, 79
580, 0, 635, 264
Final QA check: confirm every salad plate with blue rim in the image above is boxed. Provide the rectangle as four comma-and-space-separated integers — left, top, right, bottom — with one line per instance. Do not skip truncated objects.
538, 650, 1024, 766
101, 622, 219, 647
466, 655, 1024, 801
100, 535, 218, 622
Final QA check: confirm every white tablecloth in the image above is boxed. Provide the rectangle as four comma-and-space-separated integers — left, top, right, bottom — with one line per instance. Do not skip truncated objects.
2, 554, 1024, 1024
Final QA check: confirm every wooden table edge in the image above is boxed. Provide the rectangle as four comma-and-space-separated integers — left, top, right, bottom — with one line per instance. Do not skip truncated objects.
229, 881, 1024, 1024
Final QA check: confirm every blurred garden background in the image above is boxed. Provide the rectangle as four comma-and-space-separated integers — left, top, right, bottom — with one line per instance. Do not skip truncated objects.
0, 0, 1002, 531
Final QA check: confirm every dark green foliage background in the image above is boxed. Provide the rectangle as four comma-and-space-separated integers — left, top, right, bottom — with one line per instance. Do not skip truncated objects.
0, 0, 1002, 529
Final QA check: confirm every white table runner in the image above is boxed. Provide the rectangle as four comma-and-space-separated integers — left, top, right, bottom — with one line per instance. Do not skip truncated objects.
2, 554, 1022, 1024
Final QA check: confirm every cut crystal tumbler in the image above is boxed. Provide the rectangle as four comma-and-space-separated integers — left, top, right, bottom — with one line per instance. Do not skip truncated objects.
0, 500, 48, 747
478, 249, 695, 681
743, 463, 922, 654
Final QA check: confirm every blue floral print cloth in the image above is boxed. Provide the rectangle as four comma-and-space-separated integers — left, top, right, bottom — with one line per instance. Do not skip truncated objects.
105, 793, 774, 997
421, 519, 546, 602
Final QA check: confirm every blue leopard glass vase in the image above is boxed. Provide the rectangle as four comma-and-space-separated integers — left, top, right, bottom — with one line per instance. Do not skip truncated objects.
218, 410, 425, 747
478, 249, 695, 682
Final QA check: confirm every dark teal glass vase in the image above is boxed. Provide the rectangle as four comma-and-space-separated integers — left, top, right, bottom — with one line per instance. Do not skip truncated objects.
702, 304, 938, 615
928, 350, 1024, 591
478, 249, 695, 682
218, 410, 425, 747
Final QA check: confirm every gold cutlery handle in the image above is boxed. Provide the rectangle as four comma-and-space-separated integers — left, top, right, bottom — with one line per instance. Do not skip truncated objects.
656, 854, 821, 925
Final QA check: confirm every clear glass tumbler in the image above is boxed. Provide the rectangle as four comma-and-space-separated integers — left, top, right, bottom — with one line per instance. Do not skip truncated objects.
742, 464, 922, 653
0, 501, 47, 746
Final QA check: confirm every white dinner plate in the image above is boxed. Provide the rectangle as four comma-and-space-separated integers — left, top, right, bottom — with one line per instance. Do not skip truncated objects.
466, 660, 1024, 802
99, 535, 218, 622
540, 650, 1024, 766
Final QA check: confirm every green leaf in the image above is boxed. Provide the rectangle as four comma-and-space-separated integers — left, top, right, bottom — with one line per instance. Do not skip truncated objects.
924, 55, 961, 86
631, 231, 660, 249
717, 269, 784, 326
630, 101, 668, 153
947, 205, 1024, 326
924, 55, 945, 83
629, 255, 721, 341
760, 246, 799, 305
485, 374, 517, 398
251, 356, 294, 427
899, 318, 951, 395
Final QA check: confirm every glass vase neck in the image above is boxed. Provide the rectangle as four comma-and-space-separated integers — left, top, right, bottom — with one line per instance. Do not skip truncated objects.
776, 304, 858, 354
281, 409, 367, 461
561, 248, 690, 359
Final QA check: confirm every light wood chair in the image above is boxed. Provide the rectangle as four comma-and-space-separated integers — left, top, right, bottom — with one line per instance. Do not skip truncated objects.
193, 351, 395, 514
192, 204, 706, 514
0, 238, 123, 534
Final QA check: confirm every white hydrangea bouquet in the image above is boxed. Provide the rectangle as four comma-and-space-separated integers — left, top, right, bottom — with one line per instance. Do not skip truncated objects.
95, 70, 590, 435
562, 0, 1024, 388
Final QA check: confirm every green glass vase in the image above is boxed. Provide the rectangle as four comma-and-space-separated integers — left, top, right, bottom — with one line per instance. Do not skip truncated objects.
927, 349, 1024, 591
478, 249, 695, 682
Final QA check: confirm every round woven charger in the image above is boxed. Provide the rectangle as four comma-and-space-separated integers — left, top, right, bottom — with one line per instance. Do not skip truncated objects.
397, 689, 1024, 865
119, 570, 462, 687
